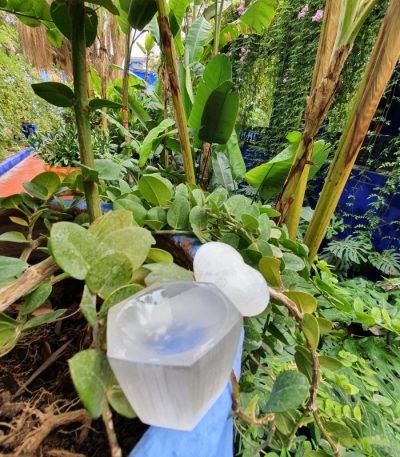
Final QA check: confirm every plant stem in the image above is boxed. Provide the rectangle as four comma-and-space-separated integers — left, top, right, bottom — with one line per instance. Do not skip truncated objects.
275, 0, 377, 237
0, 258, 58, 312
102, 400, 122, 457
305, 0, 400, 262
121, 27, 132, 141
156, 0, 196, 184
70, 0, 101, 222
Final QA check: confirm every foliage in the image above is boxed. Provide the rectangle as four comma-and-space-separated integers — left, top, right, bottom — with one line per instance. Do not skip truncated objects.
0, 17, 58, 156
31, 121, 119, 167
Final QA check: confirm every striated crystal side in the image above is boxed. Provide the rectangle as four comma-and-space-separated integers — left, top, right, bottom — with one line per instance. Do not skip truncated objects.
107, 281, 242, 430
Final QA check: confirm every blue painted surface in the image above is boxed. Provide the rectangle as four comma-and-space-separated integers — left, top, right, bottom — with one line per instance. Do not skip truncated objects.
21, 123, 37, 139
130, 330, 244, 457
337, 168, 400, 251
0, 148, 33, 177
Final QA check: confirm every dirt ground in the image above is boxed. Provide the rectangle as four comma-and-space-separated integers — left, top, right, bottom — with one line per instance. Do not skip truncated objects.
0, 279, 147, 457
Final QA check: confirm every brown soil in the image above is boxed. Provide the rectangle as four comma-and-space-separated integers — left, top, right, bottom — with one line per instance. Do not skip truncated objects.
0, 278, 148, 457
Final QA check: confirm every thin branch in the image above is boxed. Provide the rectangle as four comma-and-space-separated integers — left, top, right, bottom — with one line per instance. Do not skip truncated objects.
231, 371, 275, 426
102, 400, 122, 457
0, 258, 58, 313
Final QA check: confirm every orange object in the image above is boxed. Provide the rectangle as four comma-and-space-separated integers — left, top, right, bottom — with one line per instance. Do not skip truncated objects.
0, 156, 45, 196
43, 164, 79, 175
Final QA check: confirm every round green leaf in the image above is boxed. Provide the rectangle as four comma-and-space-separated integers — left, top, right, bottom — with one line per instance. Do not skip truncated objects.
50, 222, 100, 280
100, 227, 154, 271
86, 251, 133, 300
99, 283, 144, 316
138, 174, 173, 206
21, 283, 52, 315
167, 195, 190, 229
68, 349, 112, 419
0, 256, 28, 281
89, 210, 134, 240
265, 371, 309, 413
107, 386, 136, 418
284, 291, 317, 313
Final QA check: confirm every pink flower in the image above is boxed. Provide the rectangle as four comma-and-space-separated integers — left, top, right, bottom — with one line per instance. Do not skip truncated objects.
312, 9, 324, 22
282, 77, 289, 84
297, 4, 309, 19
236, 0, 246, 16
240, 55, 246, 63
240, 47, 247, 53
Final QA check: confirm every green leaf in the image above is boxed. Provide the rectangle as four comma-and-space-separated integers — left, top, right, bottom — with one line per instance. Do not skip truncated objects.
90, 0, 119, 15
0, 231, 28, 243
211, 152, 235, 192
107, 385, 136, 418
0, 194, 23, 210
319, 355, 344, 371
241, 0, 277, 33
167, 195, 190, 229
86, 251, 133, 300
22, 308, 66, 331
89, 210, 134, 240
215, 130, 246, 179
31, 82, 74, 107
138, 174, 173, 206
282, 252, 305, 272
21, 283, 52, 315
0, 313, 21, 357
294, 346, 312, 381
69, 349, 112, 419
89, 98, 122, 110
99, 283, 143, 316
94, 159, 123, 181
50, 0, 72, 39
0, 256, 28, 281
138, 119, 175, 167
189, 55, 232, 132
84, 7, 98, 47
259, 256, 281, 288
184, 17, 212, 64
169, 0, 191, 29
302, 313, 320, 352
146, 248, 173, 264
46, 27, 63, 47
265, 371, 309, 413
199, 81, 239, 145
113, 198, 147, 225
127, 0, 157, 30
316, 317, 333, 335
23, 172, 61, 200
144, 263, 194, 286
9, 216, 28, 227
50, 222, 100, 280
100, 227, 154, 271
322, 420, 354, 448
284, 291, 317, 313
80, 285, 97, 327
189, 206, 209, 242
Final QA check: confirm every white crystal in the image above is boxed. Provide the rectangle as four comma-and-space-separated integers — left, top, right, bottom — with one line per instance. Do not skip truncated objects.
194, 242, 270, 316
107, 281, 242, 431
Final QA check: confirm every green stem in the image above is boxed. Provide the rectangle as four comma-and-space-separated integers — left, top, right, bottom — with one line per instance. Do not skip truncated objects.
213, 0, 224, 55
122, 27, 132, 140
70, 0, 101, 222
156, 0, 196, 184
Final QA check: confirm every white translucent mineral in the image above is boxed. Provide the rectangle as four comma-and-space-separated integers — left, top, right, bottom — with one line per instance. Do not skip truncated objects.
107, 281, 242, 431
193, 241, 270, 317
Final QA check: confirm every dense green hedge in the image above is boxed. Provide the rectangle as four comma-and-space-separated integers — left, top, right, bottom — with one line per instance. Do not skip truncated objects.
0, 17, 59, 158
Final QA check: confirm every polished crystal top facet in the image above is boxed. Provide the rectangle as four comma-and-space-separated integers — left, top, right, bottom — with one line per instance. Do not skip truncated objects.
107, 281, 241, 366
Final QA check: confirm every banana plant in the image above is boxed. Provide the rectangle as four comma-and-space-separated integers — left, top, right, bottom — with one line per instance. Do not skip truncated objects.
274, 0, 378, 239
304, 0, 400, 262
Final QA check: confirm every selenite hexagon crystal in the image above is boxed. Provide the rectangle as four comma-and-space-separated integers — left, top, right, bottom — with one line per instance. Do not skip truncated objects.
107, 281, 242, 431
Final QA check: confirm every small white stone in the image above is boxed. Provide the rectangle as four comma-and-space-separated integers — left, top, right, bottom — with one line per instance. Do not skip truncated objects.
193, 242, 270, 317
